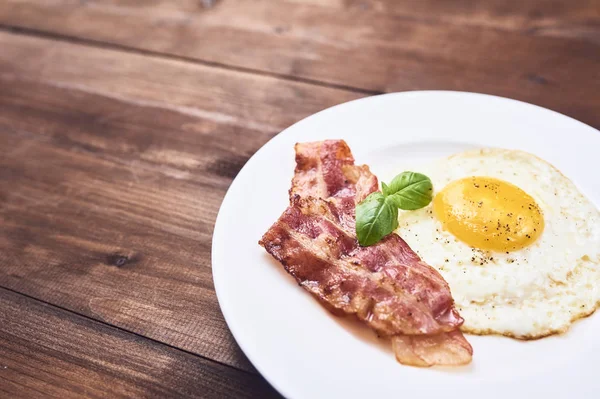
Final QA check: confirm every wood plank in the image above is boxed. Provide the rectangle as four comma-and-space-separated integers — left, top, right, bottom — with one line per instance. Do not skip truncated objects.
0, 1, 599, 128
0, 287, 280, 398
0, 31, 362, 371
330, 0, 600, 40
3, 0, 599, 42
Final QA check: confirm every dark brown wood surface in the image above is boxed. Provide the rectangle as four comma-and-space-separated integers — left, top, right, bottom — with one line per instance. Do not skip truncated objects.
0, 287, 278, 398
1, 0, 599, 128
0, 1, 598, 397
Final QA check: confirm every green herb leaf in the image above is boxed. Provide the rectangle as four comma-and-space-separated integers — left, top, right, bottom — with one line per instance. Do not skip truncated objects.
386, 172, 433, 210
355, 171, 434, 246
381, 182, 390, 197
355, 192, 399, 246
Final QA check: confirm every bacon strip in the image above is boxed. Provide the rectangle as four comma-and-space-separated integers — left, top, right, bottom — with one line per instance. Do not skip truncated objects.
260, 140, 472, 366
261, 197, 461, 336
392, 330, 473, 367
290, 140, 377, 204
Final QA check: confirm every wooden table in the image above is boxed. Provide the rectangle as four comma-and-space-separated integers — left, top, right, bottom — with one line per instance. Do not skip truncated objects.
0, 1, 598, 397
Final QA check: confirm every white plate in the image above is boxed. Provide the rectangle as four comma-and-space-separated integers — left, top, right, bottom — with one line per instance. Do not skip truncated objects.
212, 91, 600, 399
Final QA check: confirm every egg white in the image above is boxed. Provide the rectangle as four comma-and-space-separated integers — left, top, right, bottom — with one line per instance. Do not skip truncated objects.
395, 149, 600, 339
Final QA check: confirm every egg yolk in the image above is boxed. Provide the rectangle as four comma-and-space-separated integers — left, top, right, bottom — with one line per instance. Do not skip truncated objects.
433, 177, 544, 252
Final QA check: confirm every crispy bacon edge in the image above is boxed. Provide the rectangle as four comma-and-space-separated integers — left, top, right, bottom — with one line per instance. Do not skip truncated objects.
261, 139, 472, 366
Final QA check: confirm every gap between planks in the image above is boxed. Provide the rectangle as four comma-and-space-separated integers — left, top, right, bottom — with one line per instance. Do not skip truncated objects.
0, 285, 259, 376
0, 24, 383, 97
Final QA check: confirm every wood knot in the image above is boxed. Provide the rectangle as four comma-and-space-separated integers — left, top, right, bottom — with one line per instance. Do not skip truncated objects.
205, 154, 249, 179
106, 252, 141, 267
526, 74, 548, 85
274, 26, 290, 34
200, 0, 218, 8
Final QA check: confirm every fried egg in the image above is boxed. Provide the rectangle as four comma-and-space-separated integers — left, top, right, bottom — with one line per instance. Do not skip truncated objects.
395, 149, 600, 339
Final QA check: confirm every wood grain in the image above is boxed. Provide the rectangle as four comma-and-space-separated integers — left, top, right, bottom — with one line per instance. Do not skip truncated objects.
0, 287, 280, 398
0, 0, 599, 127
1, 1, 599, 396
0, 30, 361, 371
333, 0, 600, 39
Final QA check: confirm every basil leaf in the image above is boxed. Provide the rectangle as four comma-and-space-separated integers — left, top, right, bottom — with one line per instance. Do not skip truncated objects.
386, 172, 433, 210
355, 171, 434, 246
381, 182, 390, 197
356, 192, 399, 246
